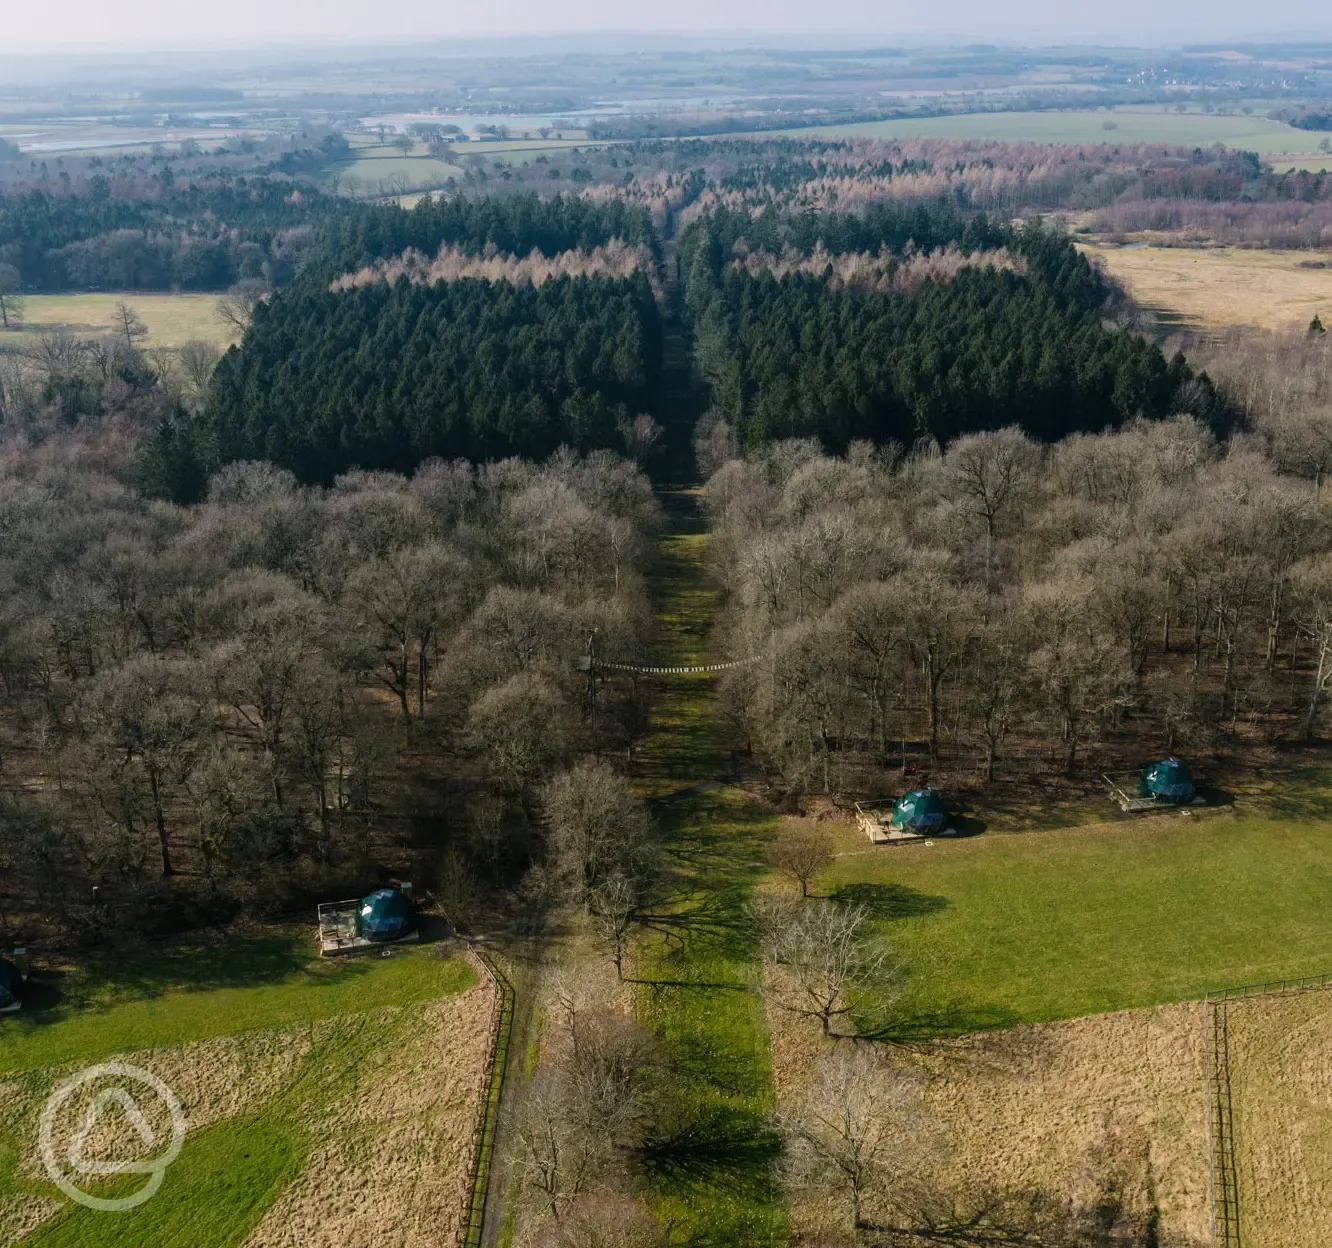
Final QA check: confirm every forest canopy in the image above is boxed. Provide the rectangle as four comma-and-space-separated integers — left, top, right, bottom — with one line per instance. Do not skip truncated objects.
681, 205, 1224, 449
194, 195, 664, 484
203, 273, 661, 482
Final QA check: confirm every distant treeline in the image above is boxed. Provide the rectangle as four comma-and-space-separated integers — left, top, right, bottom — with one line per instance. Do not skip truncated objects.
0, 176, 348, 291
681, 204, 1223, 447
316, 193, 657, 280
195, 195, 664, 484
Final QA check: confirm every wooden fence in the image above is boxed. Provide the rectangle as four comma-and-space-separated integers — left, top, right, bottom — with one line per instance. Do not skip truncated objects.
1202, 968, 1332, 1248
459, 945, 515, 1248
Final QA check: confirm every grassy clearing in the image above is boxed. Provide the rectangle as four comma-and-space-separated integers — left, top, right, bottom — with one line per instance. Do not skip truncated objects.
6, 292, 239, 350
1, 933, 475, 1074
0, 937, 481, 1247
326, 141, 463, 192
1081, 242, 1332, 333
631, 501, 786, 1247
822, 801, 1332, 1035
780, 107, 1317, 153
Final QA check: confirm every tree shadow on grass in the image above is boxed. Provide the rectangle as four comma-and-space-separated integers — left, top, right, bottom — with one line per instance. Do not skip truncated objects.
828, 882, 948, 920
639, 1103, 782, 1206
860, 999, 1022, 1045
15, 932, 365, 1025
948, 813, 988, 838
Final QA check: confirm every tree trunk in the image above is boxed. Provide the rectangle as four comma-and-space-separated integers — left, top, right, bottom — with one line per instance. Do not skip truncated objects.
1304, 636, 1331, 739
149, 763, 173, 876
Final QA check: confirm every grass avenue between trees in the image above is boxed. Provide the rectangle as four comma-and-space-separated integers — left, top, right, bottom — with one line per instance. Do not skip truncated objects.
630, 501, 786, 1246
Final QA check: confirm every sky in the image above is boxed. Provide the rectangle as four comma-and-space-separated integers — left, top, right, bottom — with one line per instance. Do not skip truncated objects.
2, 0, 1330, 52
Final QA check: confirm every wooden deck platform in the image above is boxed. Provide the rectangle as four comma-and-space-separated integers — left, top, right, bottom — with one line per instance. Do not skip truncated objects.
317, 900, 419, 957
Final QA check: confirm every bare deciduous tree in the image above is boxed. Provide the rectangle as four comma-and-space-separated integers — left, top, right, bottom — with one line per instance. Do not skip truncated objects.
0, 262, 23, 330
769, 824, 833, 898
780, 1046, 924, 1230
112, 301, 149, 353
544, 759, 655, 903
216, 279, 268, 333
515, 1070, 608, 1222
763, 899, 896, 1036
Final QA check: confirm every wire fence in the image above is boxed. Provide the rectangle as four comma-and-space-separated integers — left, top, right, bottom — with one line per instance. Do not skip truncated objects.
1208, 968, 1332, 1003
460, 946, 514, 1248
1202, 966, 1332, 1248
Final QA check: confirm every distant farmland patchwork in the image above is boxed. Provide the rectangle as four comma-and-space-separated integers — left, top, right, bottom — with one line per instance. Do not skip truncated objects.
783, 106, 1326, 155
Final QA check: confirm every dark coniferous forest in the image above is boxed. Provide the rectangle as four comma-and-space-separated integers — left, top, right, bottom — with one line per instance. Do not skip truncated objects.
681, 205, 1225, 448
204, 274, 661, 480
194, 194, 1228, 489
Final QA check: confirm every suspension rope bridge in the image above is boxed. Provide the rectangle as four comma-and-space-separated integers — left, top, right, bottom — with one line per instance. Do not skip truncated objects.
595, 656, 761, 675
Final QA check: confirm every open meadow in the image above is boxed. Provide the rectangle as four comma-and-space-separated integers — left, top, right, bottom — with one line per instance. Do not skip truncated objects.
817, 790, 1332, 1033
5, 293, 240, 351
326, 138, 462, 195
784, 106, 1323, 155
1081, 243, 1332, 334
0, 933, 488, 1248
766, 783, 1332, 1245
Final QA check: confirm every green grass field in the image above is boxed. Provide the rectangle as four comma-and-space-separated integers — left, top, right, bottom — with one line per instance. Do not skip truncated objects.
9, 293, 239, 350
781, 107, 1321, 154
327, 140, 463, 193
0, 931, 474, 1073
632, 506, 786, 1247
823, 805, 1332, 1036
0, 934, 476, 1247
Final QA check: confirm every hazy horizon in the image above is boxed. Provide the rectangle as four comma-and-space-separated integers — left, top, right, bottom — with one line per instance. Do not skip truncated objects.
5, 1, 1331, 57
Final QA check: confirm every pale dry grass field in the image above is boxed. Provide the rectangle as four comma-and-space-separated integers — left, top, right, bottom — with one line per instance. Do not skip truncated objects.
242, 984, 494, 1248
765, 965, 1332, 1247
765, 969, 1210, 1243
1082, 243, 1332, 333
0, 975, 495, 1248
9, 292, 241, 350
0, 1025, 316, 1245
5, 1026, 314, 1175
1227, 990, 1332, 1248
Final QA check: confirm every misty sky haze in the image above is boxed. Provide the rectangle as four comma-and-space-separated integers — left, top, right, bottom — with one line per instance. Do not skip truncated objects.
4, 0, 1331, 53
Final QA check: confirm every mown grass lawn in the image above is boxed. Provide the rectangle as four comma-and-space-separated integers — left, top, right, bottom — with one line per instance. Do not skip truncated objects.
824, 809, 1332, 1035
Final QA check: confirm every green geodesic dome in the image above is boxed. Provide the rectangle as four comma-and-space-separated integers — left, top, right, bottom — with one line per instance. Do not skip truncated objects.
891, 788, 948, 833
0, 959, 21, 1011
1139, 758, 1195, 803
356, 889, 415, 943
